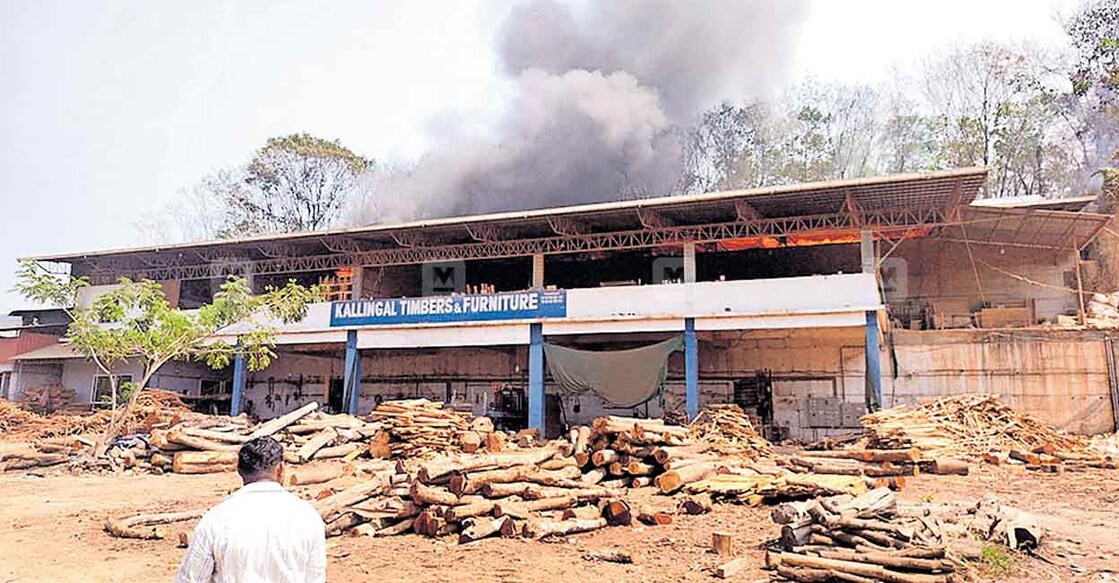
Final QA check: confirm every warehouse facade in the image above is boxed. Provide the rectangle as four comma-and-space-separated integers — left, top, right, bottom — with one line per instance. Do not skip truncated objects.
14, 167, 1119, 438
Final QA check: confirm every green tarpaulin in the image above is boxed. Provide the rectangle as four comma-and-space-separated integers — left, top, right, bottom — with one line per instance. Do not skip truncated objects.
543, 337, 683, 408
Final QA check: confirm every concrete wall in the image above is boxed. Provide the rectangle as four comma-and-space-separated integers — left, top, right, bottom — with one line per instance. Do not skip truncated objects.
57, 359, 230, 403
890, 239, 1077, 322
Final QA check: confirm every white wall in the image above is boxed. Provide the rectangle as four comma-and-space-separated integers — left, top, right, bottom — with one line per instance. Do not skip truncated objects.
57, 359, 231, 403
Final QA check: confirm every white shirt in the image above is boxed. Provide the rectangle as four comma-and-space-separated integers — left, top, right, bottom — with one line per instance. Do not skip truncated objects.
175, 480, 326, 583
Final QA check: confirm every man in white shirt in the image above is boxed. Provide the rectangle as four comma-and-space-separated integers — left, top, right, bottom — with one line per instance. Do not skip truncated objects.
175, 436, 326, 583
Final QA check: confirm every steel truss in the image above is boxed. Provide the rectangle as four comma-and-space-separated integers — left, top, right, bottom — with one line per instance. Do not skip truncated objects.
83, 207, 949, 283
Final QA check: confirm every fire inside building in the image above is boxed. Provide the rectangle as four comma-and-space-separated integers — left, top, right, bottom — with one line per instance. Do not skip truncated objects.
7, 167, 1119, 439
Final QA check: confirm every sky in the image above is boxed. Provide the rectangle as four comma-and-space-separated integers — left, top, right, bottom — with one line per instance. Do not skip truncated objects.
0, 0, 1081, 314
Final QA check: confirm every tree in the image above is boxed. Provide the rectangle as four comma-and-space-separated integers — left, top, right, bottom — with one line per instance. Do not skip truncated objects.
223, 133, 373, 235
14, 260, 323, 453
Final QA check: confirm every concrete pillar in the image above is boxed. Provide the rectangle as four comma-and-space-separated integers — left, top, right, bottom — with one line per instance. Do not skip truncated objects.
531, 253, 545, 289
684, 317, 698, 420
683, 242, 697, 283
350, 265, 364, 300
865, 311, 883, 411
231, 352, 246, 416
528, 323, 544, 432
343, 329, 361, 414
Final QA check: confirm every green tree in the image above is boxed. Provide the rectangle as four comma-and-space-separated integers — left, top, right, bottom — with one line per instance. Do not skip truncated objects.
14, 260, 324, 454
226, 133, 373, 235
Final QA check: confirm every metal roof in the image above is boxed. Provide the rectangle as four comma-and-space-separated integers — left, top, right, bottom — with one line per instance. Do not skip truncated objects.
12, 342, 81, 361
31, 167, 988, 262
24, 167, 1007, 283
971, 194, 1098, 212
940, 207, 1111, 250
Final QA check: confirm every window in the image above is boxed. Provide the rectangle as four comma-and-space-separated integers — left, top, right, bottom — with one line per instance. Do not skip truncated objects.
0, 371, 10, 399
92, 375, 133, 405
199, 379, 229, 397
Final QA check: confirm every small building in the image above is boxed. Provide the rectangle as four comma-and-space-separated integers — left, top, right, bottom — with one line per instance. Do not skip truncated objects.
15, 167, 1119, 438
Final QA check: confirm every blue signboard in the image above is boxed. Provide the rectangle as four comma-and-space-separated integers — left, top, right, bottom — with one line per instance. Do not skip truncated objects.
329, 290, 567, 327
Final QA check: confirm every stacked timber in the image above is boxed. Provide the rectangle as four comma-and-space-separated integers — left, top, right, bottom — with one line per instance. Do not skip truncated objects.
765, 488, 959, 582
688, 404, 772, 459
3, 398, 512, 476
368, 399, 491, 458
819, 395, 1116, 471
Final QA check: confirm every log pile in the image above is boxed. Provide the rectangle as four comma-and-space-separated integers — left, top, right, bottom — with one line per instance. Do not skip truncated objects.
825, 395, 1116, 471
368, 399, 485, 458
18, 384, 76, 412
765, 488, 959, 582
3, 398, 513, 476
0, 390, 192, 440
687, 404, 772, 459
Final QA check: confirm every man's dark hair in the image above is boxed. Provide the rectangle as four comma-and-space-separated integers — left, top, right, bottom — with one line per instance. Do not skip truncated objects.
238, 436, 283, 479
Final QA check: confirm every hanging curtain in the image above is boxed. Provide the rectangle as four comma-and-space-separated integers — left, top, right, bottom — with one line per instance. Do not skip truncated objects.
543, 336, 683, 408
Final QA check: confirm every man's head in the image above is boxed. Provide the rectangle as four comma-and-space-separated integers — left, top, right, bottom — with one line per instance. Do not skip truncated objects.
237, 436, 284, 484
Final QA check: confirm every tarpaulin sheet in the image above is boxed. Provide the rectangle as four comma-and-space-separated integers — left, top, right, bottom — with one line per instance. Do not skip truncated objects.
543, 337, 683, 408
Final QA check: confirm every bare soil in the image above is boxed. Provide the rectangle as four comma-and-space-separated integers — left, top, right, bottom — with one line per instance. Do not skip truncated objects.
1, 456, 1116, 582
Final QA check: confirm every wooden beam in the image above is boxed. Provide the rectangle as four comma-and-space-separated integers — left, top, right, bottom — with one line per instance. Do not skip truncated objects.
844, 192, 862, 228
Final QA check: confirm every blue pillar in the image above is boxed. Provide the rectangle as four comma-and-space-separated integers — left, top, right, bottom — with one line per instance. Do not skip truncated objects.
684, 317, 698, 420
865, 311, 883, 412
528, 323, 544, 433
231, 352, 246, 416
344, 329, 361, 414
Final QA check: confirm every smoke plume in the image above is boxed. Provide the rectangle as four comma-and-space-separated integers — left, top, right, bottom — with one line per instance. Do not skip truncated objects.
368, 0, 809, 222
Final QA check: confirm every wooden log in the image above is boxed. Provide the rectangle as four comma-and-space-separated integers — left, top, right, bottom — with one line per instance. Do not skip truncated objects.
324, 512, 364, 537
581, 467, 607, 485
450, 465, 537, 495
444, 500, 497, 522
297, 428, 338, 463
366, 431, 392, 459
104, 510, 204, 540
171, 451, 237, 474
283, 463, 346, 486
483, 431, 507, 453
314, 476, 389, 518
480, 482, 533, 499
522, 517, 607, 539
459, 431, 482, 454
457, 515, 514, 543
654, 462, 721, 494
249, 402, 319, 438
573, 426, 591, 453
178, 427, 252, 444
983, 450, 1009, 465
562, 505, 603, 521
581, 549, 634, 564
150, 453, 174, 468
635, 505, 673, 525
539, 457, 578, 471
166, 430, 242, 452
815, 549, 955, 573
774, 552, 950, 583
493, 495, 577, 520
1, 453, 69, 470
630, 476, 653, 488
591, 449, 619, 467
624, 461, 655, 476
470, 417, 495, 434
148, 429, 187, 452
927, 458, 969, 476
601, 499, 632, 526
712, 531, 733, 557
1009, 449, 1041, 465
417, 447, 556, 482
803, 449, 921, 463
311, 443, 359, 460
679, 494, 713, 515
781, 518, 815, 549
374, 517, 414, 537
410, 482, 459, 506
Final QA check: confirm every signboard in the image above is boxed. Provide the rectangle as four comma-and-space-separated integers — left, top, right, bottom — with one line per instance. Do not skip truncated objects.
329, 290, 567, 327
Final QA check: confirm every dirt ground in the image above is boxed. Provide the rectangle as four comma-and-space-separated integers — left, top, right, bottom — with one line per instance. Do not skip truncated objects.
1, 458, 1117, 582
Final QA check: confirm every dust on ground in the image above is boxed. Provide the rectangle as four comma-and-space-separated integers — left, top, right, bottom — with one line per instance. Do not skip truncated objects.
1, 463, 1116, 583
